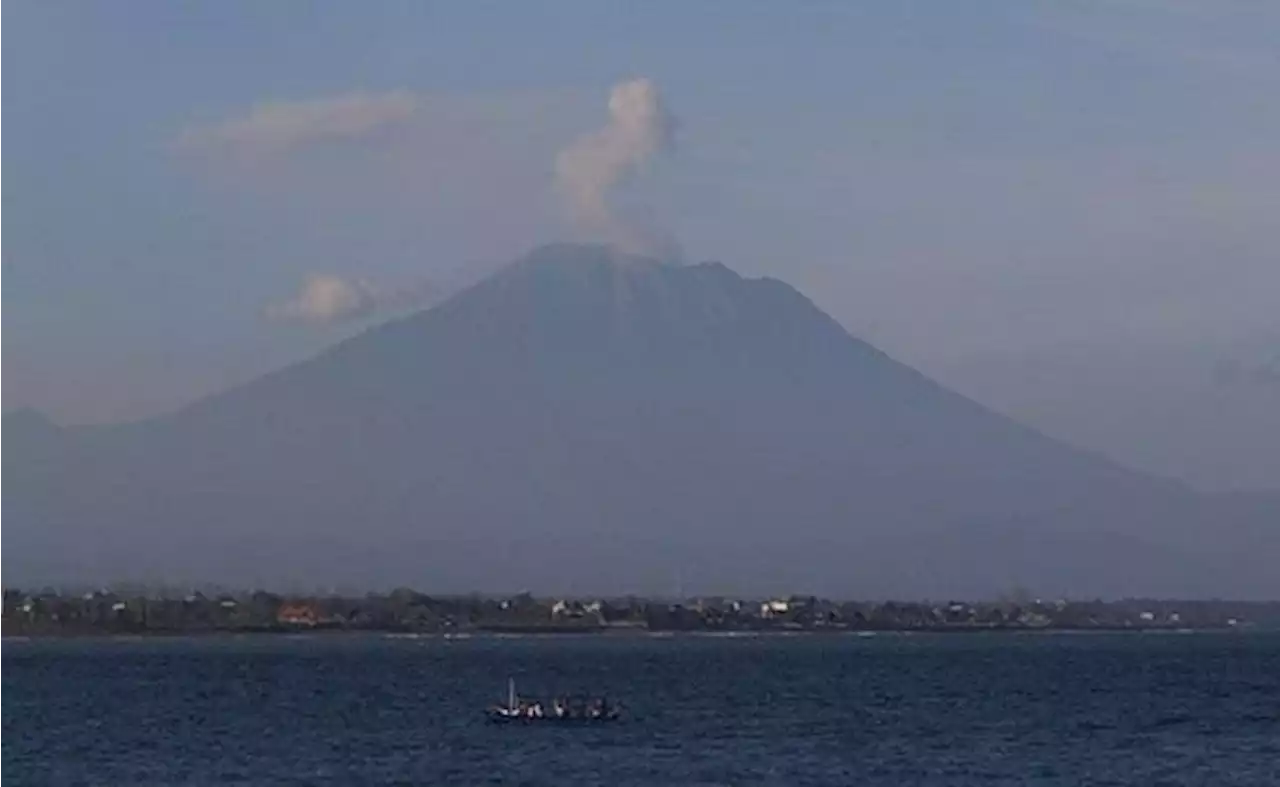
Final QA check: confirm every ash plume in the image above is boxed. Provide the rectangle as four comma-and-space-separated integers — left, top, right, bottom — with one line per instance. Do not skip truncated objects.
555, 78, 677, 256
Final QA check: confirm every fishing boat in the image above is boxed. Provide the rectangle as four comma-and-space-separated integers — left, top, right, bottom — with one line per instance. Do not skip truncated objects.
487, 678, 524, 722
486, 678, 622, 724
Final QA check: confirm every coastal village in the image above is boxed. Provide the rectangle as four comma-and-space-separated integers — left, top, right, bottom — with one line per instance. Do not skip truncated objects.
3, 587, 1274, 636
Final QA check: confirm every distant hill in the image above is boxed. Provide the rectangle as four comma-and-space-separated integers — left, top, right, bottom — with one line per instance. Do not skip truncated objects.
3, 407, 60, 443
5, 244, 1278, 598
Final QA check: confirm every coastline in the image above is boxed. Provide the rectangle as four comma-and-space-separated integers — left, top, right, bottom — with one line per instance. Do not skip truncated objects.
2, 624, 1257, 643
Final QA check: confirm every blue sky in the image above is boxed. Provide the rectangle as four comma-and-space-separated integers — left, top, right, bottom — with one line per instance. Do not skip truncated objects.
5, 1, 1279, 487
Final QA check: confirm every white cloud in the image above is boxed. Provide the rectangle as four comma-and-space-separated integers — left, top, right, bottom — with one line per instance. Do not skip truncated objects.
266, 274, 379, 324
179, 91, 419, 154
266, 273, 443, 326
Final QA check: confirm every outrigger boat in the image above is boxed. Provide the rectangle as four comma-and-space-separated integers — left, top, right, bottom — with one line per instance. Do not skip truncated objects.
486, 677, 622, 724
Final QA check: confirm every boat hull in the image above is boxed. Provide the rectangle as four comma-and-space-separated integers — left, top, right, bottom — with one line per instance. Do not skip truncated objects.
486, 710, 621, 724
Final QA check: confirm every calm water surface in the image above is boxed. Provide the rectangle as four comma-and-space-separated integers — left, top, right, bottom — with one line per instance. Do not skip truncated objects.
4, 632, 1279, 785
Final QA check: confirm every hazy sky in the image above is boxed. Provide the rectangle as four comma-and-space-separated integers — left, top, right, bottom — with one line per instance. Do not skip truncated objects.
5, 1, 1278, 488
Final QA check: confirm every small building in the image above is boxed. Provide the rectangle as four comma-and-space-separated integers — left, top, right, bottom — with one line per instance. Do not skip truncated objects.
552, 600, 602, 619
277, 603, 318, 626
760, 600, 790, 618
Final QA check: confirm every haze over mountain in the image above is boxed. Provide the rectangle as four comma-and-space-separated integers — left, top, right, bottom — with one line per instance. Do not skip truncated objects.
5, 244, 1278, 598
931, 340, 1280, 493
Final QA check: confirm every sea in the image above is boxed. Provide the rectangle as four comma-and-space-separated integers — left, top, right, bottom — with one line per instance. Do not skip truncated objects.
3, 631, 1279, 786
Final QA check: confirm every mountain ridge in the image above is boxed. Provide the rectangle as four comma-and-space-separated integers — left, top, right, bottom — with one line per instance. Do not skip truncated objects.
5, 244, 1276, 598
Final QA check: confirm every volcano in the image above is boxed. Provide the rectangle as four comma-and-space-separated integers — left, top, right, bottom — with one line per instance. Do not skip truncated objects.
5, 244, 1277, 597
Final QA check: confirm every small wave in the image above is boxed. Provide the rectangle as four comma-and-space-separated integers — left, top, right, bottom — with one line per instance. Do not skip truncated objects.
1148, 714, 1194, 729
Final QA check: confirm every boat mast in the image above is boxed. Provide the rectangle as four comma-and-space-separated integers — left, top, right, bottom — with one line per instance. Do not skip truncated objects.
508, 677, 516, 711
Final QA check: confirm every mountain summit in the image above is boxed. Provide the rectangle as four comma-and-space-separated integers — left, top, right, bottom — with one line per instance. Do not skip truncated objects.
6, 244, 1277, 597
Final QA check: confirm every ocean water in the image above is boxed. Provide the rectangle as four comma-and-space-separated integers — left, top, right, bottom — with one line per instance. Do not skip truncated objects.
3, 632, 1279, 786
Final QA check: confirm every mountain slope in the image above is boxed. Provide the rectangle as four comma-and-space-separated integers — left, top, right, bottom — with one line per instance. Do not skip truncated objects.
5, 244, 1277, 597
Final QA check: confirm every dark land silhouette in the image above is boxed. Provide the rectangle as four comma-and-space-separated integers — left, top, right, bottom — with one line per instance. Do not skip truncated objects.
7, 587, 1278, 637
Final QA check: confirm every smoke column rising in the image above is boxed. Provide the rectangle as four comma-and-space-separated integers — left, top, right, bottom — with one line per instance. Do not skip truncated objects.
555, 78, 676, 255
